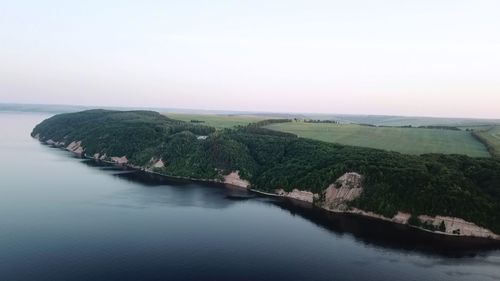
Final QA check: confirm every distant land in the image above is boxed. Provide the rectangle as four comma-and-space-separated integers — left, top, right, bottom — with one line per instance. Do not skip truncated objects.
32, 109, 500, 241
6, 103, 500, 158
0, 103, 298, 118
3, 103, 500, 127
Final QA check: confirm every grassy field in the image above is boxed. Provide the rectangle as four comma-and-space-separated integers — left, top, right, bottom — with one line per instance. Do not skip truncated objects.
266, 122, 491, 157
165, 113, 266, 129
473, 126, 500, 157
303, 114, 500, 127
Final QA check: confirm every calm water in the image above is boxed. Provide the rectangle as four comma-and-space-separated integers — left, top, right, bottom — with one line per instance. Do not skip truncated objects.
1, 112, 500, 281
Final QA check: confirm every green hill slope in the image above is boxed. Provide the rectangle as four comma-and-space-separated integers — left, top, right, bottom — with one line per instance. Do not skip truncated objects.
32, 110, 500, 235
265, 122, 490, 157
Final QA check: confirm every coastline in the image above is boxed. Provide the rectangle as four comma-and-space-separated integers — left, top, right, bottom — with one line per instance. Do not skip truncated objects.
37, 138, 500, 242
252, 186, 500, 241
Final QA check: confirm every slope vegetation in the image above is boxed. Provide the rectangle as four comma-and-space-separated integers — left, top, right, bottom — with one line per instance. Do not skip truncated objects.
472, 126, 500, 158
32, 110, 500, 235
265, 122, 490, 157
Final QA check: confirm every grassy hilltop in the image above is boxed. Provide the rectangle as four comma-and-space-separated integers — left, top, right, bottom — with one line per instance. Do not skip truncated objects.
32, 110, 500, 234
265, 122, 490, 157
160, 113, 498, 157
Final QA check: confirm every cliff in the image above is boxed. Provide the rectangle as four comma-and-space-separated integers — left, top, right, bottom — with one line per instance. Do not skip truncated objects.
322, 172, 363, 211
224, 171, 250, 188
32, 109, 500, 240
332, 174, 498, 239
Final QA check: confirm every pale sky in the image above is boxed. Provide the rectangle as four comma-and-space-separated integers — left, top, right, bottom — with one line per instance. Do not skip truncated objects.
1, 0, 499, 118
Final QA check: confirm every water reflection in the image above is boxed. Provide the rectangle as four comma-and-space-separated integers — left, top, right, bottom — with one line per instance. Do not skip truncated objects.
80, 158, 500, 258
80, 159, 256, 210
271, 200, 500, 258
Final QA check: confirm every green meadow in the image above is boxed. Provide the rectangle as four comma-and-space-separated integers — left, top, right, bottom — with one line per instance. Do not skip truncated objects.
266, 122, 491, 157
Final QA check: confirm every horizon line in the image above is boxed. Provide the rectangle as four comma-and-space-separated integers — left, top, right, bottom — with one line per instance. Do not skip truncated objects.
2, 102, 500, 121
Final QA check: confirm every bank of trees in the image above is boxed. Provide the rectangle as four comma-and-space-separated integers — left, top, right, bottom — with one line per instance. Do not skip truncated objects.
33, 110, 500, 233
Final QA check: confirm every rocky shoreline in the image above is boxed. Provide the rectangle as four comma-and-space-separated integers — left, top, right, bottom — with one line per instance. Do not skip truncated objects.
35, 136, 500, 241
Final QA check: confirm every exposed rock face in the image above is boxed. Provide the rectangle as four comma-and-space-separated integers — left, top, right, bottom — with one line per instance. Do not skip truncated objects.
317, 172, 499, 239
418, 215, 499, 239
276, 189, 317, 203
33, 134, 500, 240
46, 139, 65, 147
66, 141, 84, 155
111, 156, 128, 165
322, 172, 363, 211
152, 159, 165, 168
393, 212, 411, 224
223, 171, 250, 188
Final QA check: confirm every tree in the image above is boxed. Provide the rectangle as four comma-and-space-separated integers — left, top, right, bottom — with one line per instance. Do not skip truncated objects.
439, 221, 446, 232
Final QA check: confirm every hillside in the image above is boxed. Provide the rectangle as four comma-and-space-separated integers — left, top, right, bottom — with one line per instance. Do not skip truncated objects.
265, 122, 490, 157
302, 114, 500, 127
32, 110, 500, 237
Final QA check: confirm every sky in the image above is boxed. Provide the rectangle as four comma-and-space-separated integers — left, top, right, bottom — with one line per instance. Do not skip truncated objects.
1, 0, 499, 118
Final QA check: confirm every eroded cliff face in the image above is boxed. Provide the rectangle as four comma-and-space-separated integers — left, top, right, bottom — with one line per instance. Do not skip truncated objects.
66, 141, 84, 155
46, 139, 65, 147
33, 132, 500, 240
64, 141, 128, 165
152, 159, 165, 169
316, 172, 499, 239
223, 171, 250, 188
322, 172, 363, 211
276, 189, 318, 203
110, 156, 128, 165
417, 215, 499, 239
92, 153, 108, 161
99, 154, 107, 161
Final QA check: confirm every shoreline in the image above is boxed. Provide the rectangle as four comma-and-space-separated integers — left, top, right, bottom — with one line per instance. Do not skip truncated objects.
253, 187, 500, 241
39, 138, 500, 242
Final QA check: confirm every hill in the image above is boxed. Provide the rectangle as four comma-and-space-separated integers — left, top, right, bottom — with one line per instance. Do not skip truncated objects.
265, 122, 490, 157
302, 114, 500, 127
32, 110, 500, 237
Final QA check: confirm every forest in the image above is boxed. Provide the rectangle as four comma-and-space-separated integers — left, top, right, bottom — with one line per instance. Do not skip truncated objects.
32, 110, 500, 233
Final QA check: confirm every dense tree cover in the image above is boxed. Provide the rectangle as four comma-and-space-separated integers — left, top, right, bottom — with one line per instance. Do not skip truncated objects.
32, 110, 500, 233
377, 125, 461, 130
239, 119, 297, 138
418, 125, 461, 131
32, 110, 215, 165
254, 119, 293, 126
304, 119, 339, 124
408, 216, 447, 232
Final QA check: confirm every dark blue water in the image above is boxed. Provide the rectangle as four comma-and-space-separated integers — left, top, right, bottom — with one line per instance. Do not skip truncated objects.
1, 112, 500, 281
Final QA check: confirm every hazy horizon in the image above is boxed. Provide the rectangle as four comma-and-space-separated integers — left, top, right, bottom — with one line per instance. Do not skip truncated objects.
5, 101, 500, 122
1, 1, 499, 118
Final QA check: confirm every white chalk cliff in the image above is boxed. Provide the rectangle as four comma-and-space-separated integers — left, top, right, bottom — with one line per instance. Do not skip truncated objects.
34, 133, 500, 240
322, 172, 363, 211
66, 141, 84, 155
223, 171, 250, 188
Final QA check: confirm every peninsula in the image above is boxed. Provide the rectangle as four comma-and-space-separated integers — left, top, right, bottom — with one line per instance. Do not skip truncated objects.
32, 110, 500, 240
